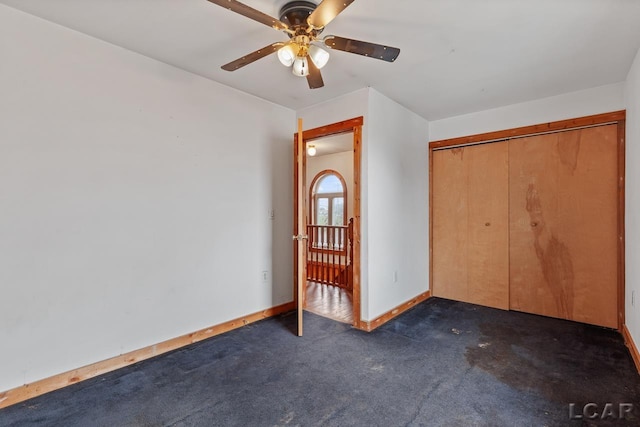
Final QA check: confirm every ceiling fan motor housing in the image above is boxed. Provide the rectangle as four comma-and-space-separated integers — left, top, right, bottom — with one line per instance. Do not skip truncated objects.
279, 1, 323, 35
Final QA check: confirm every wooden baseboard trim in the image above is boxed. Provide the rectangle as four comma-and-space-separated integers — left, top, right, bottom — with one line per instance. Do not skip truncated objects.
622, 324, 640, 373
356, 290, 432, 332
0, 301, 295, 409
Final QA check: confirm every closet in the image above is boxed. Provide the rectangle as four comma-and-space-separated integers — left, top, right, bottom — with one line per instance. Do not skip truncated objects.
432, 141, 509, 310
430, 114, 623, 329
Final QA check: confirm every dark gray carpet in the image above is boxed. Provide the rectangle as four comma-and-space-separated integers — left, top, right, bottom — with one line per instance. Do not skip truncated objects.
2, 297, 639, 426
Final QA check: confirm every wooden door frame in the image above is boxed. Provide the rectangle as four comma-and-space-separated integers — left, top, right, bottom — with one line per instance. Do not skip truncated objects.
293, 116, 363, 328
428, 110, 626, 330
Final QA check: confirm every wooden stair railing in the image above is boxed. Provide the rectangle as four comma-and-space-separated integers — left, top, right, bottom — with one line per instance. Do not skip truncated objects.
306, 219, 354, 290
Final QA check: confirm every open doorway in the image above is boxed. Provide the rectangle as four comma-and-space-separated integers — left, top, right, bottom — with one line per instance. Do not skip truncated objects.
294, 117, 363, 328
304, 133, 354, 323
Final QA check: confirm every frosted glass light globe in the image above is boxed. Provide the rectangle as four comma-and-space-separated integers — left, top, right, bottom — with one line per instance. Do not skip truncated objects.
292, 56, 309, 77
277, 45, 296, 67
309, 45, 330, 69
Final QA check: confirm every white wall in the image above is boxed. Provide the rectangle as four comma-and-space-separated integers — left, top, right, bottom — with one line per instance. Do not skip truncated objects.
366, 89, 430, 320
625, 47, 640, 344
429, 83, 625, 141
306, 150, 354, 222
0, 5, 294, 392
296, 88, 369, 130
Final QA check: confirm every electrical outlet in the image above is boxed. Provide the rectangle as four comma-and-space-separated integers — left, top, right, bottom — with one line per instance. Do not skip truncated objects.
633, 290, 635, 307
393, 270, 398, 283
268, 209, 275, 220
262, 271, 269, 283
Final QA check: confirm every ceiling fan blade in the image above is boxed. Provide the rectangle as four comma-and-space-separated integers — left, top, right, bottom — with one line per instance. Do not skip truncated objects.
206, 0, 289, 32
324, 36, 400, 62
221, 42, 285, 71
307, 0, 356, 29
306, 59, 324, 89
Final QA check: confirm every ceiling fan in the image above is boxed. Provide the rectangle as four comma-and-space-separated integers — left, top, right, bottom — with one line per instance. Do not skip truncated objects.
206, 0, 401, 89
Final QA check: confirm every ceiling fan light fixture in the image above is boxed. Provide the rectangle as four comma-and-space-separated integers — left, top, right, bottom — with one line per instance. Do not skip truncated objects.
292, 56, 309, 77
308, 44, 330, 69
277, 44, 297, 67
209, 0, 401, 90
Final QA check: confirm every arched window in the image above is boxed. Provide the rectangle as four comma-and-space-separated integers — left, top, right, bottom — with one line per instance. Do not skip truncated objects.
310, 170, 347, 226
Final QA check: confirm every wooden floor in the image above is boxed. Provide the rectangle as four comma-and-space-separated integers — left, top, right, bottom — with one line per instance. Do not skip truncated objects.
304, 281, 353, 324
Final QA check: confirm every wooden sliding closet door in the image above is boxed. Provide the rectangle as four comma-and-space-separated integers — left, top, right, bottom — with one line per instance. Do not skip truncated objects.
509, 124, 618, 328
433, 142, 509, 310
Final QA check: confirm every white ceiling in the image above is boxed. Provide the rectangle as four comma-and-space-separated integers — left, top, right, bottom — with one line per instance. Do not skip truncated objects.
3, 0, 640, 120
308, 133, 353, 157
